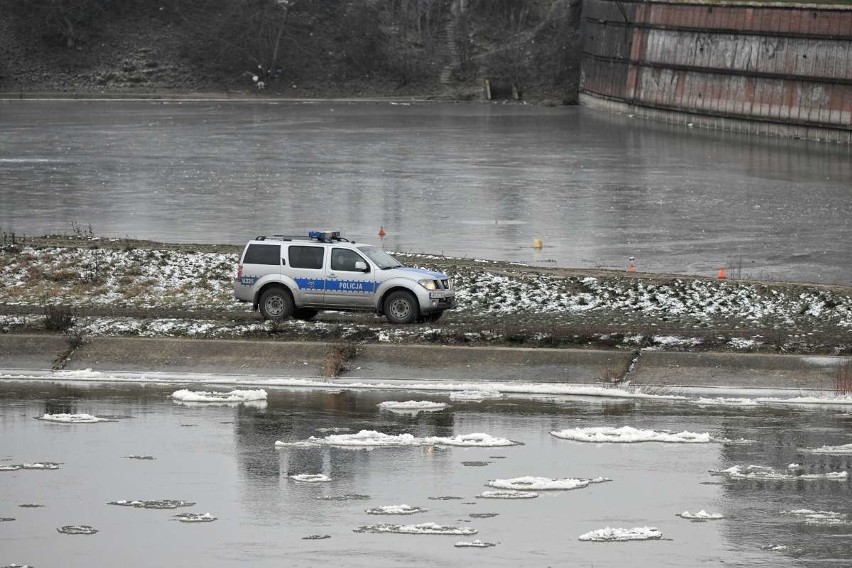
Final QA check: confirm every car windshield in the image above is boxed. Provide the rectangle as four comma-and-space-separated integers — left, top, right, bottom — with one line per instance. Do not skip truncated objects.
358, 246, 403, 269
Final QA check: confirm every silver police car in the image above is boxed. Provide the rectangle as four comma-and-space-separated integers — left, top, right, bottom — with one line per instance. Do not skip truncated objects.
234, 231, 455, 323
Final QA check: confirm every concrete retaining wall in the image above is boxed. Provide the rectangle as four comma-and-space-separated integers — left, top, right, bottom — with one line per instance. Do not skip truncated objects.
580, 0, 852, 142
0, 334, 846, 393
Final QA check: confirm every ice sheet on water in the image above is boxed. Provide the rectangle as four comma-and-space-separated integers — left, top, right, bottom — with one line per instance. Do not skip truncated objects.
454, 540, 497, 548
476, 490, 538, 499
711, 465, 849, 481
353, 522, 477, 536
37, 413, 109, 423
289, 474, 331, 483
692, 398, 760, 407
800, 443, 852, 454
170, 389, 267, 403
676, 510, 724, 521
378, 401, 449, 412
365, 505, 427, 515
449, 390, 504, 402
317, 494, 370, 501
550, 426, 712, 443
486, 476, 598, 491
578, 527, 662, 542
173, 513, 217, 523
755, 395, 852, 406
277, 430, 520, 448
20, 462, 60, 470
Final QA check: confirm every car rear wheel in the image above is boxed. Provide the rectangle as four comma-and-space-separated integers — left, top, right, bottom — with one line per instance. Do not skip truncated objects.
384, 291, 419, 324
259, 288, 294, 321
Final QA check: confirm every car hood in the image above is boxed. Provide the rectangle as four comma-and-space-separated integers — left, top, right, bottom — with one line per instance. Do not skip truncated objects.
388, 267, 449, 280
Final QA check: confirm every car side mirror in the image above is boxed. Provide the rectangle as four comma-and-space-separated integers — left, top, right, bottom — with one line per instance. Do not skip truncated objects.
355, 261, 368, 272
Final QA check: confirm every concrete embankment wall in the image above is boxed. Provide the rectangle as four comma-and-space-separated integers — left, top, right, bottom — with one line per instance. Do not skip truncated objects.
580, 0, 852, 143
0, 334, 846, 393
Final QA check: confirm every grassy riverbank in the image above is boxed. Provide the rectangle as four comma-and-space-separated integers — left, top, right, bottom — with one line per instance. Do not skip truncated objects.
1, 234, 850, 356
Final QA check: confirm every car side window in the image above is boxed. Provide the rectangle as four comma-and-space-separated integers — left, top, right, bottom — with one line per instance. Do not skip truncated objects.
243, 244, 282, 265
289, 245, 324, 269
331, 248, 367, 272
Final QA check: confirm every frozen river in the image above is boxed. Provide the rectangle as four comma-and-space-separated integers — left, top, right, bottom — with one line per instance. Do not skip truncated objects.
0, 100, 850, 284
1, 379, 851, 567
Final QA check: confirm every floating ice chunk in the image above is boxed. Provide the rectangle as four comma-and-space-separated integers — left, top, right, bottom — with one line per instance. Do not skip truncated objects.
454, 540, 497, 548
108, 499, 195, 509
170, 389, 267, 403
800, 443, 852, 454
365, 505, 427, 515
486, 476, 591, 491
174, 512, 217, 523
692, 398, 759, 407
0, 517, 15, 522
317, 494, 370, 501
302, 534, 331, 540
755, 395, 852, 406
676, 510, 724, 521
289, 474, 331, 483
290, 430, 520, 448
781, 509, 848, 525
578, 527, 662, 542
57, 525, 98, 535
551, 426, 712, 444
787, 463, 802, 470
711, 465, 849, 481
0, 465, 22, 471
353, 522, 477, 535
477, 490, 538, 499
38, 413, 108, 423
449, 390, 503, 402
21, 462, 60, 470
378, 401, 449, 412
124, 455, 155, 460
274, 440, 322, 448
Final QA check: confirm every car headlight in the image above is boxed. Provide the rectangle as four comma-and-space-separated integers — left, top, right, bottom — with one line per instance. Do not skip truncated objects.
418, 279, 437, 290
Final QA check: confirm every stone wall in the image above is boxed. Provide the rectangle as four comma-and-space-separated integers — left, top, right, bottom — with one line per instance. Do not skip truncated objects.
580, 0, 852, 143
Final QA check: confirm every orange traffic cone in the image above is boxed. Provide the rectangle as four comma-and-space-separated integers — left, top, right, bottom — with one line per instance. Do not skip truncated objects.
718, 267, 727, 280
378, 226, 386, 238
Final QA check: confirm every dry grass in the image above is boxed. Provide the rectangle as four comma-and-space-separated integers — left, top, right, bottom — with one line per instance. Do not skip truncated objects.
837, 359, 852, 395
322, 342, 358, 377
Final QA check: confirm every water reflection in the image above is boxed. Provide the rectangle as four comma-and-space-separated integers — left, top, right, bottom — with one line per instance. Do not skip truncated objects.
1, 101, 850, 283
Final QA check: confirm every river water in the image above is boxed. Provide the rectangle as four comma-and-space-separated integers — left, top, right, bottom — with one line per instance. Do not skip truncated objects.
1, 380, 851, 567
1, 100, 850, 284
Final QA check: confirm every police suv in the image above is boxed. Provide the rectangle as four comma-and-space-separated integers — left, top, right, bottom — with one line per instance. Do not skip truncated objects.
234, 231, 455, 324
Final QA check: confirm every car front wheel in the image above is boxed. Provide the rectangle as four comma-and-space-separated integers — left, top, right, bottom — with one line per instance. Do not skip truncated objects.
384, 291, 419, 324
259, 288, 294, 321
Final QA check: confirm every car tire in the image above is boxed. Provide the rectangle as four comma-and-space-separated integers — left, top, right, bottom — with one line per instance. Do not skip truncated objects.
259, 287, 294, 321
384, 291, 420, 324
293, 308, 319, 321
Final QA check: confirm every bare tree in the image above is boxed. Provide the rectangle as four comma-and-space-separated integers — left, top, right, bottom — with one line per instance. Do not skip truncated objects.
16, 0, 105, 47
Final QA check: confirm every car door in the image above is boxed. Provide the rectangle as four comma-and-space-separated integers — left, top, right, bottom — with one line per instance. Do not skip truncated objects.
323, 247, 377, 308
286, 244, 326, 305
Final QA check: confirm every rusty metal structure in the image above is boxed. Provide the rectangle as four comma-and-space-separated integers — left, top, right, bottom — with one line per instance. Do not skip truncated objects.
579, 0, 852, 143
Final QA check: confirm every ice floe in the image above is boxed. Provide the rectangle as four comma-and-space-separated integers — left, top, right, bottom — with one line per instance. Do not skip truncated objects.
170, 389, 268, 403
124, 455, 155, 460
317, 494, 370, 501
0, 517, 15, 522
37, 413, 109, 423
353, 522, 477, 536
454, 540, 497, 548
781, 509, 849, 526
676, 510, 724, 521
485, 476, 605, 491
378, 401, 449, 412
302, 534, 331, 540
476, 490, 538, 499
691, 398, 760, 407
57, 525, 98, 535
173, 513, 217, 523
550, 426, 712, 444
711, 465, 849, 481
276, 430, 520, 448
289, 474, 331, 483
578, 527, 662, 542
108, 499, 195, 509
800, 443, 852, 454
365, 505, 427, 515
449, 390, 504, 402
9, 462, 61, 470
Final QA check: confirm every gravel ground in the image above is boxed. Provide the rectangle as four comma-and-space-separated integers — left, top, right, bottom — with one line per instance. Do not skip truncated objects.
1, 235, 850, 355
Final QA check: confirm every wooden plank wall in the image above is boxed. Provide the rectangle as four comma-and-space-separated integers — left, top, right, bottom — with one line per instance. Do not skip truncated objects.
580, 0, 852, 141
